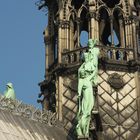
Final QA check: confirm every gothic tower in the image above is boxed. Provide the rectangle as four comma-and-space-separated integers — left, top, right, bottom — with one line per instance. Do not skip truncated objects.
37, 0, 140, 139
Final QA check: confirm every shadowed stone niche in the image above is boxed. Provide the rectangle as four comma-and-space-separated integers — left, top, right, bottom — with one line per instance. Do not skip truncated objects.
102, 0, 120, 8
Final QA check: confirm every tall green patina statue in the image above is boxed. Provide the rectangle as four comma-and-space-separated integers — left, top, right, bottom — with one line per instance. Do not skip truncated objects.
76, 39, 99, 138
4, 83, 16, 100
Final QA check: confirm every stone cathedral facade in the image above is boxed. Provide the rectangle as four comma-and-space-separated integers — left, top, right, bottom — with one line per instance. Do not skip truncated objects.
37, 0, 140, 139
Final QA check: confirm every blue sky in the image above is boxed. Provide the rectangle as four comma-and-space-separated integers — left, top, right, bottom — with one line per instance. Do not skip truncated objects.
0, 0, 47, 108
0, 1, 119, 109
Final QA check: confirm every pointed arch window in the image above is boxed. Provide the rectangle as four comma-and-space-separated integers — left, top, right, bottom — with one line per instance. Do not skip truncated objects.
79, 8, 88, 47
99, 7, 125, 48
99, 8, 111, 46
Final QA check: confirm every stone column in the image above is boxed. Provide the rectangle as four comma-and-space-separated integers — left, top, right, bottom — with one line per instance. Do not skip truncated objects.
99, 19, 106, 43
96, 13, 100, 41
58, 21, 63, 63
45, 43, 49, 79
44, 13, 54, 78
129, 20, 133, 48
44, 27, 49, 79
119, 17, 125, 48
58, 20, 69, 63
55, 77, 59, 117
89, 12, 96, 39
110, 16, 114, 46
76, 18, 81, 48
47, 8, 55, 65
58, 76, 63, 121
136, 25, 140, 54
65, 21, 70, 50
88, 0, 96, 39
125, 18, 129, 48
128, 20, 131, 47
69, 20, 74, 50
132, 17, 138, 59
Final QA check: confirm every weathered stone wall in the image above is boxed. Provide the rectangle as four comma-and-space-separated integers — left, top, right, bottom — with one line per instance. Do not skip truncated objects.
98, 70, 139, 140
62, 74, 78, 136
58, 70, 140, 139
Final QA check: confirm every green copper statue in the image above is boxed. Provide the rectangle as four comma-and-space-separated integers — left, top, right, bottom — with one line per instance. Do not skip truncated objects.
76, 39, 99, 138
4, 83, 16, 100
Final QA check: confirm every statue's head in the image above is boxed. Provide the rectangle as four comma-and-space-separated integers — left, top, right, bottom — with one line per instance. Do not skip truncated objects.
88, 39, 98, 48
88, 39, 94, 48
6, 82, 13, 89
4, 82, 15, 99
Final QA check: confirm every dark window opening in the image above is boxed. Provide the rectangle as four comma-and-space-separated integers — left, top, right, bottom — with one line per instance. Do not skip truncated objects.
80, 8, 88, 47
102, 0, 120, 8
99, 8, 111, 46
134, 0, 140, 9
113, 10, 122, 47
71, 0, 85, 10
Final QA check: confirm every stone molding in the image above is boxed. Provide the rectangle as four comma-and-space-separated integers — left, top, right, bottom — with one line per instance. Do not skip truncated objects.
58, 20, 70, 29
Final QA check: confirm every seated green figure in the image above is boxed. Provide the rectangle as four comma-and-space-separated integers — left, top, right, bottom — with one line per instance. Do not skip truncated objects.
76, 39, 99, 138
4, 82, 16, 100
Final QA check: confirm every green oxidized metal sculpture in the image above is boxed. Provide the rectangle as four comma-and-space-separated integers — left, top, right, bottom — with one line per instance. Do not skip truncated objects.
4, 83, 16, 100
76, 39, 99, 139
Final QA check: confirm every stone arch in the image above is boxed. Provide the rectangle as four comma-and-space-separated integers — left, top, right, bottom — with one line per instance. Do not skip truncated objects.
122, 0, 129, 15
113, 6, 124, 16
67, 9, 77, 21
77, 6, 89, 47
98, 7, 111, 45
71, 0, 85, 10
77, 4, 88, 18
98, 5, 111, 16
79, 6, 89, 32
101, 0, 121, 8
63, 0, 69, 19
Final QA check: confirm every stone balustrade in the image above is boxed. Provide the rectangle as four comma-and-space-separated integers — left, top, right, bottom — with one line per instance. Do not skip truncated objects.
62, 45, 135, 65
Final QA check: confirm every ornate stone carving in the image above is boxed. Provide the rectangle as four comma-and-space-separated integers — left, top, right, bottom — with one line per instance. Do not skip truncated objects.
107, 73, 125, 90
87, 11, 96, 19
58, 20, 70, 29
0, 94, 57, 126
